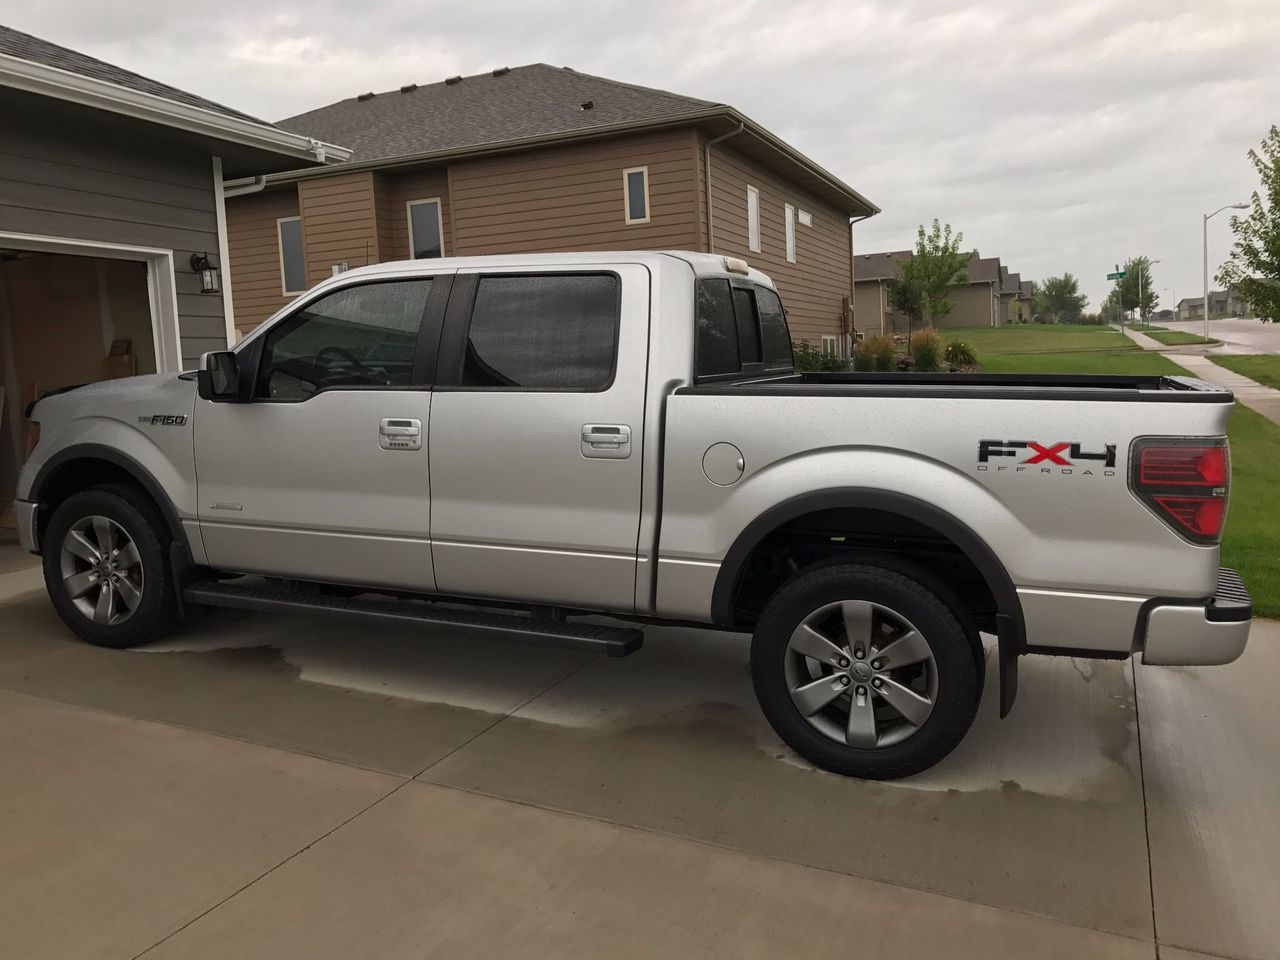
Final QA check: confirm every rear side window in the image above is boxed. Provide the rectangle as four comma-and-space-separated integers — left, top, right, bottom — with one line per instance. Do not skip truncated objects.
696, 280, 740, 376
695, 279, 794, 380
462, 274, 619, 389
756, 287, 794, 370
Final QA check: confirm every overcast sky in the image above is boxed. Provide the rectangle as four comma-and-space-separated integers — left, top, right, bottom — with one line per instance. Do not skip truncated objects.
8, 0, 1279, 308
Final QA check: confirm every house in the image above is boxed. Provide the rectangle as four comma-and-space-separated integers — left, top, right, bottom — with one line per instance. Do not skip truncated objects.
999, 267, 1029, 324
852, 249, 1009, 334
224, 64, 878, 354
1176, 289, 1249, 321
0, 24, 347, 511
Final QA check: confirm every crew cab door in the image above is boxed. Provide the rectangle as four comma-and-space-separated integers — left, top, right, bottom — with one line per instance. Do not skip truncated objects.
428, 264, 649, 611
194, 272, 452, 591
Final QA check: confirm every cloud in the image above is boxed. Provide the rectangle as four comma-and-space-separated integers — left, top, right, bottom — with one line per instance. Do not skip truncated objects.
6, 0, 1278, 308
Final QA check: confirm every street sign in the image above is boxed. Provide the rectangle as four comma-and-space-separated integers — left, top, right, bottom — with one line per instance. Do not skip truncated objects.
1107, 271, 1127, 280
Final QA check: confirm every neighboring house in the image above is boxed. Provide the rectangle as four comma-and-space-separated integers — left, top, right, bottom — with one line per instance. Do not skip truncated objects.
1176, 289, 1249, 321
1151, 308, 1175, 323
852, 250, 1008, 334
0, 24, 347, 510
999, 267, 1028, 324
224, 64, 878, 352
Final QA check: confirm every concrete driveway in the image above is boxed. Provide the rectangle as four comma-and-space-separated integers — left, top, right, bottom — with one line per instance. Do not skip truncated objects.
1, 561, 1277, 959
1157, 316, 1280, 354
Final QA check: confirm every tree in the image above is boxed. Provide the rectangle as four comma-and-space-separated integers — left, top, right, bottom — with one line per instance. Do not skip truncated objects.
1218, 125, 1280, 322
891, 221, 971, 328
1115, 256, 1159, 320
1032, 273, 1088, 324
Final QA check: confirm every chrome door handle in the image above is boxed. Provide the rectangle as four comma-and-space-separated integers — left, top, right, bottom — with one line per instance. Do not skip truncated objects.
379, 418, 422, 451
581, 424, 632, 459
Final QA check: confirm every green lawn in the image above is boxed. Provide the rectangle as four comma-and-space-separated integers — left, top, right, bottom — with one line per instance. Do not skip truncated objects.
944, 324, 1279, 616
1212, 354, 1280, 390
1145, 330, 1217, 346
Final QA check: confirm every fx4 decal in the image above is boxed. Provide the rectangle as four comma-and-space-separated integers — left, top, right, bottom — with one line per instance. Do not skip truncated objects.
137, 414, 188, 426
977, 439, 1117, 476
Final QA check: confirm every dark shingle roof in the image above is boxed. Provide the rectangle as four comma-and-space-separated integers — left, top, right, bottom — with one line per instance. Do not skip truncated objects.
1020, 280, 1034, 298
854, 250, 911, 281
965, 255, 1000, 284
277, 63, 719, 163
0, 23, 262, 123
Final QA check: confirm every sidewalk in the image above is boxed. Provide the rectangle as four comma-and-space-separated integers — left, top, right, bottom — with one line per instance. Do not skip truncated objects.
1118, 324, 1280, 426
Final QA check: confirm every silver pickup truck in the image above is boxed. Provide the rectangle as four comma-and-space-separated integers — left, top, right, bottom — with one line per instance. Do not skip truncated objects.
16, 251, 1252, 779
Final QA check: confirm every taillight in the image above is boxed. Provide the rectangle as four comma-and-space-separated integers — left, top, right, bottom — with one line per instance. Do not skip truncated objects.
1130, 438, 1229, 544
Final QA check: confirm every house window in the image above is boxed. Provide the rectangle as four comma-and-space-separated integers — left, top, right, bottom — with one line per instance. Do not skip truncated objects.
747, 185, 761, 253
784, 203, 796, 263
407, 198, 444, 259
623, 167, 650, 224
277, 217, 306, 295
821, 335, 839, 356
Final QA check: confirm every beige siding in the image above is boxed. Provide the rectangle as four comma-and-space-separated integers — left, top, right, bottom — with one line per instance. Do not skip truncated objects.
375, 168, 453, 262
853, 282, 887, 337
225, 186, 300, 337
937, 283, 998, 330
704, 141, 851, 345
448, 131, 701, 255
297, 171, 380, 287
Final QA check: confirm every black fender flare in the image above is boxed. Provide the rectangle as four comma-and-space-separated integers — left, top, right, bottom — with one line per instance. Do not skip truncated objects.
29, 443, 194, 563
711, 487, 1024, 717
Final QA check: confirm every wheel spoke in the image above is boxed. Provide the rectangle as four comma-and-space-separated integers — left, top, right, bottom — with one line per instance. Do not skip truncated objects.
93, 581, 116, 624
789, 623, 847, 667
877, 677, 933, 728
114, 576, 142, 611
845, 684, 878, 747
841, 601, 874, 651
65, 530, 101, 563
92, 517, 116, 557
791, 675, 849, 717
115, 540, 141, 570
874, 630, 931, 669
63, 570, 98, 599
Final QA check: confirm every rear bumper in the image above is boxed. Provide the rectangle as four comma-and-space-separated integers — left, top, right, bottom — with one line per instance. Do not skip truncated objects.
16, 499, 39, 555
1141, 568, 1252, 666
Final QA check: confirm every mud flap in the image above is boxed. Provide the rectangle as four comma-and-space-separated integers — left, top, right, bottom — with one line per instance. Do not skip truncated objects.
996, 612, 1021, 718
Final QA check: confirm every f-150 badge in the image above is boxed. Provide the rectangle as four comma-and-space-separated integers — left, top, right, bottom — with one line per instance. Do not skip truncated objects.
137, 414, 188, 426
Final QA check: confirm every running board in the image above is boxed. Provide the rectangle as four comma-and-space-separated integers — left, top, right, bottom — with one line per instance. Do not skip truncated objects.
183, 580, 644, 657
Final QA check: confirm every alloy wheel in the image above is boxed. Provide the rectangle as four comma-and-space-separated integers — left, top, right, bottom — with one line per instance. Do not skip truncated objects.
59, 515, 144, 625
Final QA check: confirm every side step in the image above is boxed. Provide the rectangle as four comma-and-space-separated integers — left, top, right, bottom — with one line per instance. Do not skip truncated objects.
183, 580, 644, 657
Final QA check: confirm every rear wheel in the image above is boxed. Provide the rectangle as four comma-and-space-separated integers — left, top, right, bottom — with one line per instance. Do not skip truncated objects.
42, 486, 181, 648
751, 561, 980, 779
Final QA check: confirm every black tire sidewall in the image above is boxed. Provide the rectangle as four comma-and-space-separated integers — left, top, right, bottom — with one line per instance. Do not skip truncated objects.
751, 563, 980, 779
42, 488, 177, 648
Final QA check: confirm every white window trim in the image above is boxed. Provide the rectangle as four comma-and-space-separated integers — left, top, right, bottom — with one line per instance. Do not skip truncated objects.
821, 334, 839, 356
406, 197, 446, 259
276, 216, 305, 296
784, 203, 797, 263
623, 166, 651, 225
747, 185, 761, 253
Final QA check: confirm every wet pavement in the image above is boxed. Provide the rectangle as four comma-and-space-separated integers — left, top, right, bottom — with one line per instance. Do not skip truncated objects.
1, 563, 1276, 959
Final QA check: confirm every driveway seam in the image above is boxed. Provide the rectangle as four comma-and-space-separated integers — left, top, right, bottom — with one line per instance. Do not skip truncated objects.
1131, 659, 1161, 958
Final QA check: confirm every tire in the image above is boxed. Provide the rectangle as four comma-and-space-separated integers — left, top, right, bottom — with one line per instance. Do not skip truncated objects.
42, 484, 181, 648
751, 561, 981, 780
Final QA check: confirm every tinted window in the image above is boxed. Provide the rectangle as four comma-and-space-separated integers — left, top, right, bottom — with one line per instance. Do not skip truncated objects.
732, 287, 762, 364
696, 279, 740, 377
409, 200, 443, 259
756, 287, 794, 369
279, 218, 306, 293
462, 274, 618, 389
255, 279, 432, 400
625, 169, 648, 222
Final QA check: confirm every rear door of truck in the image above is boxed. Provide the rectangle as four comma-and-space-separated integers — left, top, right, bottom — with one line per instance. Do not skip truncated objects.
427, 262, 651, 612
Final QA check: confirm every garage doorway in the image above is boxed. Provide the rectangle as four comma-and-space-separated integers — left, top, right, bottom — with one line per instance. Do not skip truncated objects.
0, 236, 180, 523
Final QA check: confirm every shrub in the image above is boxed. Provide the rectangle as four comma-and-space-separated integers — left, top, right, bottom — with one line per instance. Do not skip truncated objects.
792, 339, 846, 372
851, 341, 875, 371
944, 340, 977, 367
909, 329, 943, 372
862, 334, 896, 371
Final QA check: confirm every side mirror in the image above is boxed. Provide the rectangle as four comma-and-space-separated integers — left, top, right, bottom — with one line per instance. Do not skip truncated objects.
197, 351, 242, 402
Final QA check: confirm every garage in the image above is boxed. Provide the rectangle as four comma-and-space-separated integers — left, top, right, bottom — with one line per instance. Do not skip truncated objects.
0, 24, 348, 525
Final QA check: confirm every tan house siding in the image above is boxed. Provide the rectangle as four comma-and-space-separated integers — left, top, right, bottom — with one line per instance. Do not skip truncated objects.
853, 282, 887, 336
447, 130, 701, 255
375, 168, 453, 262
703, 141, 851, 345
225, 185, 300, 338
297, 171, 380, 287
936, 283, 998, 330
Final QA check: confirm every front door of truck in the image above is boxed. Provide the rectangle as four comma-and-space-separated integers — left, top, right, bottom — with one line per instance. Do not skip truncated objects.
195, 271, 453, 592
427, 264, 650, 612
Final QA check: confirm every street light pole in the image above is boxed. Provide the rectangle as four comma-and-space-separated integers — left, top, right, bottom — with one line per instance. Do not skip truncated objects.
1204, 203, 1249, 340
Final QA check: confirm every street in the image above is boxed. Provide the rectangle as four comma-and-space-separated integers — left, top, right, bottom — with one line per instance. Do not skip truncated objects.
1156, 316, 1280, 354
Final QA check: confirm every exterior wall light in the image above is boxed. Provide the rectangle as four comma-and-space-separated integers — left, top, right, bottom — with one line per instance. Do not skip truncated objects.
190, 252, 220, 294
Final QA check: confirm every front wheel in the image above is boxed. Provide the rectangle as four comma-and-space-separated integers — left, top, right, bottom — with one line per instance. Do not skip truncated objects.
42, 485, 181, 648
751, 562, 981, 780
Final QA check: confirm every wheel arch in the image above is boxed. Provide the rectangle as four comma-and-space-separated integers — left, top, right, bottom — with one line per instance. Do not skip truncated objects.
712, 488, 1024, 717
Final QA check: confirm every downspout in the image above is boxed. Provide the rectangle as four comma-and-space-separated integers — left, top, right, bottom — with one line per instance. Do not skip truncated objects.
223, 176, 267, 198
847, 212, 873, 348
703, 123, 744, 253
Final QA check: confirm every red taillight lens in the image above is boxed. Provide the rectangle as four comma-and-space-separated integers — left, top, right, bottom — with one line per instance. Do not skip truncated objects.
1130, 438, 1229, 544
